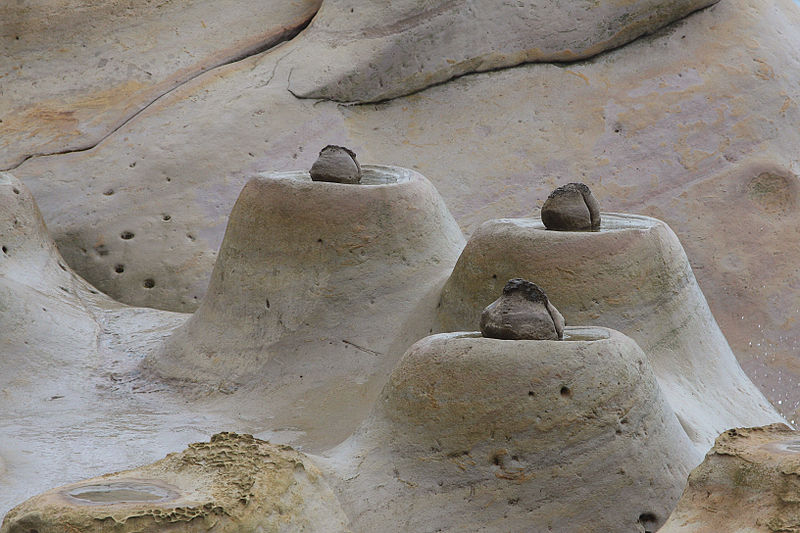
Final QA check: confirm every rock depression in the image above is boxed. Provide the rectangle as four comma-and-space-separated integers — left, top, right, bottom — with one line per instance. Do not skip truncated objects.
0, 433, 349, 533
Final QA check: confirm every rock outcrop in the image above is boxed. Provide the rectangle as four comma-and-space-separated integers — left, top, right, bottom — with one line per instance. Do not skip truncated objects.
659, 424, 800, 533
437, 214, 783, 452
147, 166, 464, 448
284, 0, 719, 102
0, 433, 349, 533
320, 328, 698, 532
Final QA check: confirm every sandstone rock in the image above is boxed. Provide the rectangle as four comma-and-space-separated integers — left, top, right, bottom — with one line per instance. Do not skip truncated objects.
480, 278, 565, 340
320, 328, 698, 532
659, 423, 800, 533
146, 166, 464, 448
284, 0, 719, 102
310, 145, 362, 183
0, 0, 322, 169
0, 433, 349, 533
437, 214, 784, 453
10, 0, 800, 420
541, 183, 601, 231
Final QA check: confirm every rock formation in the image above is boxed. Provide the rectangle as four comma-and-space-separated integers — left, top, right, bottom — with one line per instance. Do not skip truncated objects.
319, 328, 698, 532
659, 424, 800, 533
540, 183, 601, 231
284, 0, 719, 102
0, 0, 322, 168
310, 145, 362, 183
0, 433, 349, 533
147, 165, 464, 448
480, 278, 565, 340
437, 214, 784, 453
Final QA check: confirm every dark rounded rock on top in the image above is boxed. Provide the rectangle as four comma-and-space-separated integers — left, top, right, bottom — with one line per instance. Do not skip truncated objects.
310, 145, 362, 184
541, 182, 601, 230
480, 278, 565, 340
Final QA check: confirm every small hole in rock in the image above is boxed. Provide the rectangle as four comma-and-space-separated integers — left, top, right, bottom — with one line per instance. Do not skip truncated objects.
12, 188, 19, 195
528, 391, 534, 397
638, 512, 658, 533
143, 278, 155, 289
162, 214, 171, 221
129, 162, 136, 168
186, 233, 195, 241
560, 386, 571, 397
114, 264, 125, 273
492, 274, 497, 279
103, 189, 114, 196
58, 262, 66, 271
265, 298, 270, 309
1, 246, 7, 254
120, 231, 134, 240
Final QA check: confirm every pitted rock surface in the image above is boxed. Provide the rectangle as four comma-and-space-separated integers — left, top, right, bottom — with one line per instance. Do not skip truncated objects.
310, 145, 362, 184
0, 432, 350, 533
480, 278, 565, 340
541, 183, 601, 231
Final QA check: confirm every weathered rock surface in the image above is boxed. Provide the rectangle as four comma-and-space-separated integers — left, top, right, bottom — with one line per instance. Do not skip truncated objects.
320, 328, 698, 532
437, 214, 784, 453
284, 0, 719, 102
147, 166, 464, 448
0, 172, 228, 517
0, 0, 322, 169
480, 278, 565, 340
541, 182, 601, 230
0, 432, 350, 533
7, 0, 800, 424
659, 424, 800, 533
310, 145, 362, 183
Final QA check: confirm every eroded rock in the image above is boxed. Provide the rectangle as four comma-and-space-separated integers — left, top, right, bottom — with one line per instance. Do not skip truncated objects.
541, 183, 601, 231
310, 145, 362, 184
437, 214, 784, 453
659, 423, 800, 533
320, 328, 698, 532
147, 166, 464, 449
480, 278, 565, 340
0, 433, 349, 533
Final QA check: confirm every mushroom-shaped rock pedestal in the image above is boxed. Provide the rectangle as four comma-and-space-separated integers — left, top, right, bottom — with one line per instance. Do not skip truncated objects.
147, 166, 465, 449
0, 433, 349, 533
659, 424, 800, 533
320, 328, 697, 532
436, 214, 783, 453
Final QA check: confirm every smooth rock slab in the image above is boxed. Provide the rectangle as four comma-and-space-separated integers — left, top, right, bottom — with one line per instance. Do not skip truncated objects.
0, 0, 322, 169
285, 0, 719, 102
436, 214, 784, 453
659, 424, 800, 533
320, 328, 698, 532
0, 433, 350, 533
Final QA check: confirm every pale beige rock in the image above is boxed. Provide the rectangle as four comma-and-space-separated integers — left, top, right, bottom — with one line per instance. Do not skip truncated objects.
8, 0, 800, 424
0, 433, 350, 533
437, 214, 784, 452
0, 0, 322, 169
284, 0, 719, 102
659, 423, 800, 533
320, 328, 699, 532
146, 166, 465, 447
